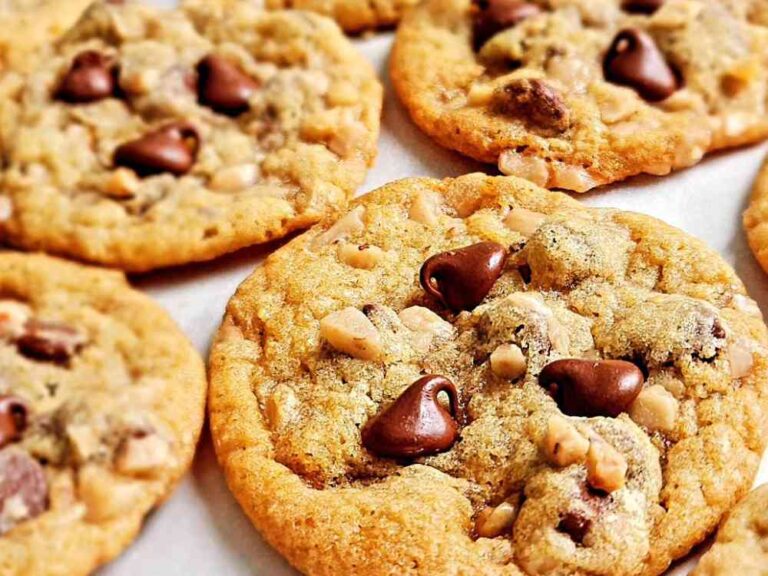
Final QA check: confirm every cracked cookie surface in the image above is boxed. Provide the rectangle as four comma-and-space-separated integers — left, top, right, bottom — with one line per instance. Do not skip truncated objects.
0, 251, 206, 576
391, 0, 768, 192
209, 173, 768, 575
0, 0, 382, 272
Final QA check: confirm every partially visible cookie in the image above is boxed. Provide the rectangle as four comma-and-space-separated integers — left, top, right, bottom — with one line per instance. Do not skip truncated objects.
391, 0, 768, 192
209, 173, 768, 576
692, 484, 768, 576
0, 0, 92, 72
0, 0, 381, 272
744, 154, 768, 274
182, 0, 417, 34
0, 251, 206, 576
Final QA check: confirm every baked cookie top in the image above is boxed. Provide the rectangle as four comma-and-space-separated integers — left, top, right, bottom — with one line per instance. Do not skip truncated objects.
210, 174, 768, 576
391, 0, 768, 192
692, 483, 768, 576
182, 0, 417, 34
0, 0, 382, 272
0, 0, 92, 72
0, 251, 206, 576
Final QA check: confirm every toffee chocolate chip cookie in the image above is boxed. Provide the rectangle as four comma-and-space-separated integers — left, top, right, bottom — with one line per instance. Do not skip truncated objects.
209, 173, 768, 575
0, 251, 206, 576
0, 0, 382, 272
391, 0, 768, 192
692, 484, 768, 576
744, 154, 768, 275
182, 0, 416, 34
0, 0, 92, 72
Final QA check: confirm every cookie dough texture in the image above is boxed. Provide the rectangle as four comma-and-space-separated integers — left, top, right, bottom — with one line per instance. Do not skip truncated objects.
182, 0, 417, 34
0, 0, 92, 71
209, 174, 768, 575
0, 0, 382, 272
692, 484, 768, 576
391, 0, 768, 192
0, 251, 206, 576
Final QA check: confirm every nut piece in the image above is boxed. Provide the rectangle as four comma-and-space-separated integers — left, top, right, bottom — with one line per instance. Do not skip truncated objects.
628, 385, 678, 433
320, 307, 382, 361
0, 301, 31, 340
66, 424, 102, 464
475, 500, 518, 538
409, 190, 444, 226
337, 243, 386, 270
265, 384, 300, 430
399, 306, 453, 338
312, 206, 365, 249
490, 343, 527, 379
498, 152, 549, 187
728, 339, 754, 379
504, 208, 547, 237
210, 164, 258, 192
542, 415, 590, 467
78, 464, 144, 522
586, 435, 627, 493
114, 433, 171, 476
495, 79, 570, 132
104, 168, 141, 199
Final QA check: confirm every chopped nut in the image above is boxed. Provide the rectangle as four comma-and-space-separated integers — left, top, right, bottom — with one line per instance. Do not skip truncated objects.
497, 152, 549, 187
210, 164, 258, 192
66, 425, 102, 464
549, 163, 597, 193
0, 301, 31, 340
547, 318, 570, 355
312, 206, 365, 249
546, 55, 595, 93
114, 433, 171, 476
398, 306, 453, 338
104, 168, 140, 199
728, 339, 754, 379
495, 78, 570, 132
475, 500, 518, 538
504, 208, 546, 237
542, 415, 589, 467
78, 464, 144, 522
265, 384, 300, 430
337, 243, 386, 270
628, 385, 678, 433
467, 82, 495, 106
586, 435, 627, 493
320, 307, 382, 361
490, 343, 527, 379
409, 190, 444, 226
731, 294, 762, 318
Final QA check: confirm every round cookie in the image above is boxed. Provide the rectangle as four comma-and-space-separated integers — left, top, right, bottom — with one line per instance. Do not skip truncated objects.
744, 154, 768, 274
182, 0, 417, 34
0, 0, 382, 272
0, 0, 92, 72
0, 250, 206, 576
692, 484, 768, 576
391, 0, 768, 192
209, 173, 768, 575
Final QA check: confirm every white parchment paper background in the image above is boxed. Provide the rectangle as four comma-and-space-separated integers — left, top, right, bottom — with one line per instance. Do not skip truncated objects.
96, 6, 768, 573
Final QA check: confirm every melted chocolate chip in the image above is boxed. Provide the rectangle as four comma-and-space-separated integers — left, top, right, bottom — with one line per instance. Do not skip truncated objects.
420, 241, 508, 311
0, 449, 48, 535
114, 122, 200, 177
362, 375, 460, 458
16, 320, 85, 364
197, 55, 259, 116
539, 358, 644, 417
622, 0, 664, 14
0, 396, 28, 449
472, 0, 541, 50
557, 510, 592, 544
603, 28, 678, 102
55, 51, 117, 104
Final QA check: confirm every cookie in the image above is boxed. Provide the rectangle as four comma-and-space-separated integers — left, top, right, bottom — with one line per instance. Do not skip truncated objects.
743, 154, 768, 275
209, 173, 768, 575
181, 0, 417, 34
0, 250, 206, 576
692, 484, 768, 576
0, 0, 382, 272
0, 0, 92, 72
391, 0, 768, 192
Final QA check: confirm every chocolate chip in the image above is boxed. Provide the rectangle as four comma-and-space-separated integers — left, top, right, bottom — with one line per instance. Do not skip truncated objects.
55, 51, 117, 104
557, 510, 592, 544
472, 0, 541, 50
603, 28, 678, 102
16, 320, 85, 364
0, 449, 48, 535
362, 375, 461, 458
621, 0, 664, 14
497, 78, 569, 132
420, 241, 508, 311
0, 396, 27, 449
197, 55, 259, 116
711, 321, 726, 339
114, 122, 200, 177
539, 358, 644, 417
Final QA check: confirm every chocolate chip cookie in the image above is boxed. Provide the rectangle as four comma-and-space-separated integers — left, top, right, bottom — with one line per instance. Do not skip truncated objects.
744, 153, 768, 275
391, 0, 768, 192
0, 0, 92, 72
182, 0, 416, 34
0, 0, 382, 272
692, 483, 768, 576
209, 173, 768, 575
0, 251, 206, 575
